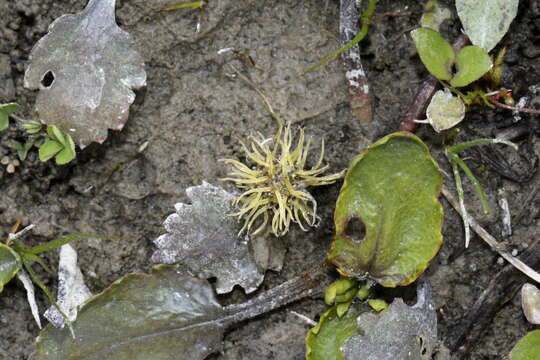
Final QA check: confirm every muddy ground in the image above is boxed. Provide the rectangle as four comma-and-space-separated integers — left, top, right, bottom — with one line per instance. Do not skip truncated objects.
0, 0, 539, 359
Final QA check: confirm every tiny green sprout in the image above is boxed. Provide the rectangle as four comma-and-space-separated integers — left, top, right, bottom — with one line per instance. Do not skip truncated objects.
222, 121, 344, 237
446, 138, 518, 247
0, 103, 20, 132
39, 125, 76, 165
22, 120, 44, 134
367, 299, 388, 312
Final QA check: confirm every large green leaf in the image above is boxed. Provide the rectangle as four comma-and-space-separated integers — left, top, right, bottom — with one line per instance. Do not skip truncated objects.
328, 132, 443, 287
510, 330, 540, 360
411, 28, 454, 81
0, 243, 22, 292
306, 304, 364, 360
450, 46, 493, 87
456, 0, 519, 52
32, 265, 226, 360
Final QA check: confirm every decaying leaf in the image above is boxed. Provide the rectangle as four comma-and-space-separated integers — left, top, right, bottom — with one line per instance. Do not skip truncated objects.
31, 265, 225, 360
426, 89, 466, 132
521, 283, 540, 325
152, 182, 268, 294
17, 269, 42, 329
456, 0, 519, 52
328, 133, 443, 287
44, 244, 93, 328
341, 280, 437, 360
24, 0, 146, 148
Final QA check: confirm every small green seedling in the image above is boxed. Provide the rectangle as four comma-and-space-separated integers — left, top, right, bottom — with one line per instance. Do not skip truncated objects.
0, 103, 20, 131
1, 222, 99, 332
411, 28, 493, 88
38, 125, 76, 165
445, 138, 518, 248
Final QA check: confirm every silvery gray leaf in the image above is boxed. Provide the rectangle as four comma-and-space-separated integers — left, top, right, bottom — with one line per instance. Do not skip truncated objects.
24, 0, 146, 148
341, 280, 437, 360
44, 244, 92, 328
152, 182, 266, 294
17, 269, 41, 329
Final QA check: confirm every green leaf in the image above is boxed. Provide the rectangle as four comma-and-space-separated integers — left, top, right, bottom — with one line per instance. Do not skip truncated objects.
55, 134, 76, 165
510, 330, 540, 360
456, 0, 519, 52
328, 132, 443, 287
411, 28, 454, 81
0, 103, 20, 131
426, 89, 466, 132
39, 140, 63, 162
306, 305, 363, 360
47, 125, 66, 145
31, 265, 225, 360
450, 46, 493, 87
0, 243, 22, 292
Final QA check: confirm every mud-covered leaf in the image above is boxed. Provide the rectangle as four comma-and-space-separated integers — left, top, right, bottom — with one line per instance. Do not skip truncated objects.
341, 281, 437, 360
0, 103, 19, 131
456, 0, 519, 52
24, 0, 146, 148
32, 265, 225, 360
152, 182, 265, 294
450, 46, 492, 87
328, 132, 443, 287
44, 244, 93, 328
420, 0, 452, 32
426, 89, 466, 132
306, 304, 365, 360
510, 330, 540, 360
0, 243, 22, 292
411, 28, 454, 81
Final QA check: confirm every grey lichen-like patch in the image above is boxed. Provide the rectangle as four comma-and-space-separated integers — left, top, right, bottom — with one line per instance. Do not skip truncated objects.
24, 0, 146, 148
16, 269, 41, 329
44, 244, 92, 328
151, 182, 266, 294
341, 280, 437, 360
426, 89, 465, 133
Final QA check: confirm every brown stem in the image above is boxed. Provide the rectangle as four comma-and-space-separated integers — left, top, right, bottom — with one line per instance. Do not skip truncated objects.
488, 96, 540, 114
399, 34, 470, 132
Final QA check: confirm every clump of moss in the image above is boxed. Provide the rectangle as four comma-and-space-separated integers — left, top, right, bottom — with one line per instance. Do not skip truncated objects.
222, 121, 344, 237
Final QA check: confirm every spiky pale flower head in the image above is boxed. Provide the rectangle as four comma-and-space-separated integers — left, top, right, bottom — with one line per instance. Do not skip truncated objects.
222, 123, 344, 237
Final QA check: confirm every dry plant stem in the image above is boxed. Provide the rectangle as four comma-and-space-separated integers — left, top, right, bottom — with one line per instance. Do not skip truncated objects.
340, 0, 372, 124
441, 185, 540, 283
488, 96, 540, 114
447, 238, 540, 358
399, 34, 470, 132
221, 265, 325, 326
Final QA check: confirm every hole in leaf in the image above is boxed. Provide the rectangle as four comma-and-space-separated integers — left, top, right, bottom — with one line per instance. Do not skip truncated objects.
41, 71, 55, 88
344, 216, 366, 244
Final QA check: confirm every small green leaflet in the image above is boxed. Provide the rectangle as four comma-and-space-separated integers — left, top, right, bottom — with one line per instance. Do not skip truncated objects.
0, 103, 20, 131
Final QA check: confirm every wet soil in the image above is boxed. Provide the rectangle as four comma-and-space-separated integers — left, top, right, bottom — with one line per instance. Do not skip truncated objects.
0, 0, 539, 359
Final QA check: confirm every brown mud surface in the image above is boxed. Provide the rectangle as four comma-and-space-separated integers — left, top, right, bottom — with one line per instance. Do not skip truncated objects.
0, 0, 538, 359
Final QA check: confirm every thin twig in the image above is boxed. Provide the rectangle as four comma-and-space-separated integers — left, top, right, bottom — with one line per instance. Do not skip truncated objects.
441, 185, 540, 283
488, 96, 540, 114
340, 0, 372, 124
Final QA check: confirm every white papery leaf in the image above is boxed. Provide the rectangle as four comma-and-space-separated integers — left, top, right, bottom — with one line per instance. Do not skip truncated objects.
17, 270, 41, 329
426, 89, 465, 132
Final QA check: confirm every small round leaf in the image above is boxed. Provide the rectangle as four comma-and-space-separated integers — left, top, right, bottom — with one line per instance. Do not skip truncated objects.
510, 330, 540, 360
450, 46, 493, 87
39, 140, 64, 162
426, 89, 466, 132
411, 28, 454, 81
